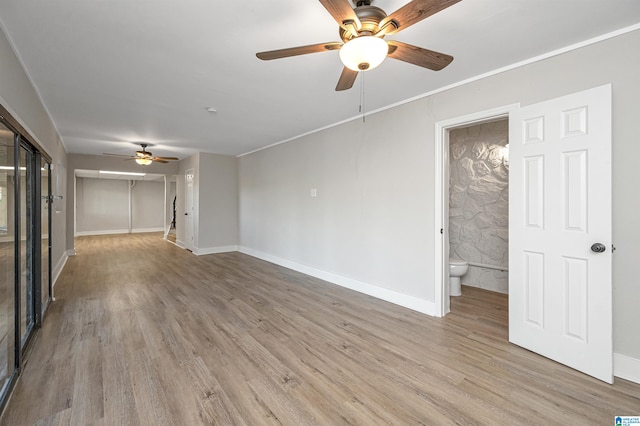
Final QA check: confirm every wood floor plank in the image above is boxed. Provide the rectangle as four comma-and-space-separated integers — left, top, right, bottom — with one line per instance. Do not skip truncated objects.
1, 233, 639, 425
69, 337, 104, 425
101, 342, 141, 426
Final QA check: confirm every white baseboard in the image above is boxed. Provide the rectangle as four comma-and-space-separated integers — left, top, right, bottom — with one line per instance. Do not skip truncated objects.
52, 251, 71, 289
75, 229, 130, 236
614, 353, 640, 384
131, 227, 165, 233
175, 240, 186, 249
195, 245, 239, 256
239, 246, 438, 316
75, 228, 165, 237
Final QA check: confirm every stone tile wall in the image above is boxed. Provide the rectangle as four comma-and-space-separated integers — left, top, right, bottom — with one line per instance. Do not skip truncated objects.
449, 119, 509, 294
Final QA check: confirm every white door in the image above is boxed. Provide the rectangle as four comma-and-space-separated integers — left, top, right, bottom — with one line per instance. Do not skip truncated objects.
509, 85, 612, 383
184, 168, 195, 251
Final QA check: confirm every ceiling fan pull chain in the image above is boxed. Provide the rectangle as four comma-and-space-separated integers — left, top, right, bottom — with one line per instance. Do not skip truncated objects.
360, 70, 366, 123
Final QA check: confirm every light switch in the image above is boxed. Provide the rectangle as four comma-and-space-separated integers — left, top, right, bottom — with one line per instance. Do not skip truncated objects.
310, 188, 318, 197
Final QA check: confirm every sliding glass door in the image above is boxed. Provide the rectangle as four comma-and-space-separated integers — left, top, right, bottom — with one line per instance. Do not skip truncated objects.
18, 145, 35, 349
0, 115, 51, 410
0, 123, 17, 401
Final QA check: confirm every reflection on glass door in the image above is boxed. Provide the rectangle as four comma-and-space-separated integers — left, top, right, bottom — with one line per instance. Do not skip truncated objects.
19, 145, 34, 349
0, 123, 16, 398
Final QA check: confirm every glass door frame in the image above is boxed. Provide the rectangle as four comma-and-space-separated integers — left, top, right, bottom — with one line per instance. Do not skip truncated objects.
0, 108, 52, 414
18, 140, 38, 352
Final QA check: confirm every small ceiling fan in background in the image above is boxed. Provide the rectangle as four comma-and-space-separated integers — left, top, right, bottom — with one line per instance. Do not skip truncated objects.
257, 0, 461, 91
103, 143, 179, 165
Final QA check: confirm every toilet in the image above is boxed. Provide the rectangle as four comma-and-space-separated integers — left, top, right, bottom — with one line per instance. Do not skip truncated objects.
449, 258, 469, 296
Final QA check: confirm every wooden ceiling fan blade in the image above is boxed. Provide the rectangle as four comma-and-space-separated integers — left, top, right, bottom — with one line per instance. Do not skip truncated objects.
335, 67, 358, 91
387, 41, 453, 70
154, 156, 179, 161
257, 42, 342, 60
380, 0, 462, 35
319, 0, 361, 35
153, 159, 169, 164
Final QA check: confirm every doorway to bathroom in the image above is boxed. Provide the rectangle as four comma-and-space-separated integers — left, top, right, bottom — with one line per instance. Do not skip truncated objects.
434, 105, 516, 316
435, 87, 613, 383
448, 118, 509, 301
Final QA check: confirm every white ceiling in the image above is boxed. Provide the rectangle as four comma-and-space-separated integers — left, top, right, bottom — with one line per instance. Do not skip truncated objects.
0, 1, 639, 159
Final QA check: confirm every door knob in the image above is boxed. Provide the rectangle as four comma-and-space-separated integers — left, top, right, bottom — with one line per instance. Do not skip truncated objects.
591, 243, 606, 253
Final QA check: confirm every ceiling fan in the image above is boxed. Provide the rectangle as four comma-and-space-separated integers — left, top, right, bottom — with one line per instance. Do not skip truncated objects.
103, 143, 179, 165
256, 0, 461, 91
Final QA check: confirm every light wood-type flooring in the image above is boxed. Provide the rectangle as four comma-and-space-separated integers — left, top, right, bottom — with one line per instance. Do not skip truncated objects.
1, 233, 639, 425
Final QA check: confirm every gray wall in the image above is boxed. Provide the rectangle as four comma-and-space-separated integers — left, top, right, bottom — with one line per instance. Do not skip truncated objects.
176, 152, 238, 253
76, 178, 128, 233
449, 120, 509, 293
198, 153, 238, 250
131, 180, 164, 231
0, 25, 68, 280
239, 29, 640, 360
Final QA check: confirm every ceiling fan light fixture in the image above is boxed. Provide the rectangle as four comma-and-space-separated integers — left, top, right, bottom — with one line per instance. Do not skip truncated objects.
339, 36, 388, 71
135, 158, 153, 166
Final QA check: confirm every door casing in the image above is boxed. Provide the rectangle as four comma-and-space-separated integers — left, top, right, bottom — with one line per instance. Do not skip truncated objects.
434, 104, 518, 317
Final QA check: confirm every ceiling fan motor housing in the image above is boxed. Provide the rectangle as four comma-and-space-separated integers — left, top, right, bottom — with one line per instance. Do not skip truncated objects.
136, 143, 153, 158
340, 5, 388, 42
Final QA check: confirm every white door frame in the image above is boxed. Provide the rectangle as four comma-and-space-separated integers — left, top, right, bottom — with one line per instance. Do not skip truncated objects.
184, 168, 195, 251
433, 104, 518, 317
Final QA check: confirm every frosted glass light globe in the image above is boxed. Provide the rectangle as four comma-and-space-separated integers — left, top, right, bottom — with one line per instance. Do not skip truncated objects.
135, 158, 152, 165
339, 36, 388, 71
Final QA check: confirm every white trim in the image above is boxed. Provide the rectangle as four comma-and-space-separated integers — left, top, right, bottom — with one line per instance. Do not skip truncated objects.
184, 168, 195, 251
52, 250, 70, 288
131, 227, 165, 234
614, 353, 640, 384
434, 104, 518, 317
238, 24, 640, 158
175, 239, 187, 249
75, 227, 164, 236
194, 245, 238, 256
128, 180, 133, 232
164, 238, 180, 248
239, 246, 438, 316
434, 120, 448, 317
75, 229, 130, 236
73, 171, 77, 238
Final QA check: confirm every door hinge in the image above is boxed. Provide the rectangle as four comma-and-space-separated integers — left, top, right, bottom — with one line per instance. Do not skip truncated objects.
612, 244, 616, 253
